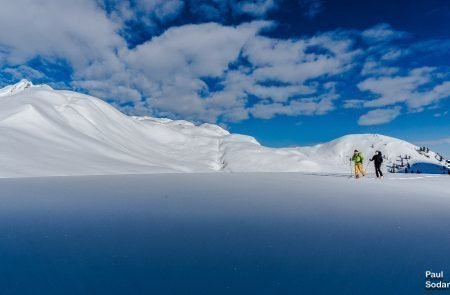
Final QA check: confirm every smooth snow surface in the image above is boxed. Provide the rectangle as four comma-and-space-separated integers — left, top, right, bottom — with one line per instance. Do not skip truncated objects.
0, 173, 449, 294
0, 80, 447, 177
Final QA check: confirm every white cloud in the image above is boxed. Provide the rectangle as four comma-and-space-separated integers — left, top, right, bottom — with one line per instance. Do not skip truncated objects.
249, 92, 338, 119
407, 81, 450, 109
128, 22, 269, 79
361, 23, 408, 43
73, 21, 352, 122
343, 99, 365, 109
381, 48, 409, 61
360, 60, 399, 76
244, 33, 359, 84
234, 0, 280, 17
99, 0, 184, 32
187, 0, 230, 21
73, 79, 142, 103
137, 0, 185, 18
118, 21, 273, 121
299, 0, 323, 19
0, 0, 124, 69
185, 0, 281, 21
434, 111, 448, 117
247, 83, 316, 102
100, 1, 134, 26
134, 0, 185, 24
3, 65, 46, 80
358, 67, 450, 110
358, 67, 433, 107
358, 106, 401, 126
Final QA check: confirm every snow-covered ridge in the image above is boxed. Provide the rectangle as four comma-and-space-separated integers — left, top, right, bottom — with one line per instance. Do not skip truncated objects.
0, 80, 447, 177
0, 79, 52, 97
0, 79, 33, 97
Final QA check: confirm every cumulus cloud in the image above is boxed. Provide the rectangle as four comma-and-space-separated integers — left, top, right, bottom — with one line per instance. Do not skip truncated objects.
358, 67, 432, 107
189, 0, 281, 19
361, 23, 409, 43
343, 99, 365, 109
234, 0, 280, 17
75, 20, 355, 122
381, 48, 409, 61
408, 81, 450, 109
433, 111, 448, 117
358, 67, 450, 110
128, 22, 269, 79
136, 0, 185, 20
299, 0, 323, 19
188, 1, 227, 21
243, 33, 359, 84
358, 106, 402, 126
360, 60, 399, 76
121, 21, 274, 121
0, 0, 124, 68
74, 79, 142, 104
3, 65, 46, 80
99, 0, 185, 32
250, 92, 337, 119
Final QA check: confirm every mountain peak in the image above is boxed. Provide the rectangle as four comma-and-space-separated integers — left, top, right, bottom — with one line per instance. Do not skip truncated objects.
0, 79, 34, 97
16, 79, 33, 87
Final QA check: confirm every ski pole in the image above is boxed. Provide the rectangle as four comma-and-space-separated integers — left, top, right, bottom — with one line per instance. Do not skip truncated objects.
349, 159, 353, 178
365, 161, 370, 174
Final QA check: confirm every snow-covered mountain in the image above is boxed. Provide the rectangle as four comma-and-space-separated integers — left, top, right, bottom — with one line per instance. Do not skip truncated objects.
0, 80, 447, 178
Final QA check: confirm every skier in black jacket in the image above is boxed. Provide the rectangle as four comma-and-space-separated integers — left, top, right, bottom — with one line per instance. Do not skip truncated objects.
370, 151, 384, 178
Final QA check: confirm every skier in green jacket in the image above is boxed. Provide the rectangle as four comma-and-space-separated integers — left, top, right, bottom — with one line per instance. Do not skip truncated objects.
351, 149, 366, 178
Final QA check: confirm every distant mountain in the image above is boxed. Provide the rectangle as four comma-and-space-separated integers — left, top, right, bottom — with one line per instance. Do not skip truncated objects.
0, 80, 447, 177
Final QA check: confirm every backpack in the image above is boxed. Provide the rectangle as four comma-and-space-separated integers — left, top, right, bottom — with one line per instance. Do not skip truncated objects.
353, 152, 364, 163
359, 152, 364, 162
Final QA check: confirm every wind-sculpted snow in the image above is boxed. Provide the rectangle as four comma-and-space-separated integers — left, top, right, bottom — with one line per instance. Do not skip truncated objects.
0, 80, 447, 177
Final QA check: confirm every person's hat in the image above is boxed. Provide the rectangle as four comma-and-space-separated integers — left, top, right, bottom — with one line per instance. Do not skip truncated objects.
354, 149, 358, 152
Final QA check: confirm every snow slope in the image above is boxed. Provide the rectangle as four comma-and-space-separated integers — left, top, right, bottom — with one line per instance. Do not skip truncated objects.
0, 80, 447, 177
0, 173, 449, 294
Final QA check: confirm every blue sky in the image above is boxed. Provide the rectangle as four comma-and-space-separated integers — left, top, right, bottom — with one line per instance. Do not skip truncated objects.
0, 0, 449, 156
